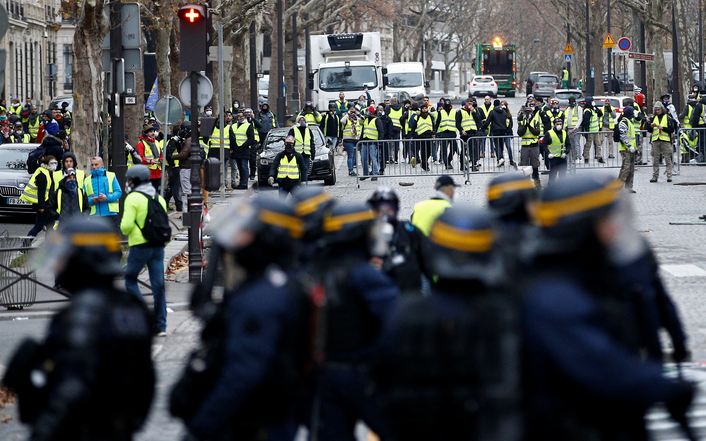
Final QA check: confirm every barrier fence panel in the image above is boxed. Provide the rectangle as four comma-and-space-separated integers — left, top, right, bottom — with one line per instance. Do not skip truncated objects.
354, 138, 468, 187
676, 127, 706, 169
0, 236, 39, 309
464, 135, 531, 177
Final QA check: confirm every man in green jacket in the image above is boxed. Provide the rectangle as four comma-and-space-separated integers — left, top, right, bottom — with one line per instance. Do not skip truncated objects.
121, 165, 169, 337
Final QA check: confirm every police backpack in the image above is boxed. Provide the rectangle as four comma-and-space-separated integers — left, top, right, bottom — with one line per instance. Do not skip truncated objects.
613, 116, 624, 143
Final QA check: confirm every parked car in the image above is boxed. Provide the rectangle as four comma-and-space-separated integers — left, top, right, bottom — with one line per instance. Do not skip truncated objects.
526, 71, 550, 95
0, 143, 37, 216
532, 74, 560, 98
257, 126, 336, 187
468, 75, 498, 97
49, 96, 73, 112
553, 89, 584, 109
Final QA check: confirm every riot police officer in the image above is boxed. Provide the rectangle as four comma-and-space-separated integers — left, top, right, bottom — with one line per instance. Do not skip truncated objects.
367, 186, 424, 296
376, 205, 522, 441
171, 196, 312, 441
310, 202, 399, 441
523, 174, 696, 440
291, 186, 336, 262
3, 217, 155, 441
486, 172, 537, 273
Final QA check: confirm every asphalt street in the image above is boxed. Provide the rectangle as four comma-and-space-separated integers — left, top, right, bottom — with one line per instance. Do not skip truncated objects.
2, 95, 706, 438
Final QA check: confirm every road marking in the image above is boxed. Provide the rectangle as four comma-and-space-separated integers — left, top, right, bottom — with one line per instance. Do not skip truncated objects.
660, 264, 706, 277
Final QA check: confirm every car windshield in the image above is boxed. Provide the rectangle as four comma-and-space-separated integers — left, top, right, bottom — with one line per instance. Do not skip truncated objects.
0, 148, 27, 170
387, 72, 423, 88
319, 66, 378, 92
265, 130, 325, 151
555, 91, 582, 99
475, 77, 493, 83
538, 76, 558, 84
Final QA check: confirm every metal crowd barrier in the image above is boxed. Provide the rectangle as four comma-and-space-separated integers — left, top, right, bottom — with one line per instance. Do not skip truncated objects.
354, 138, 468, 187
676, 127, 706, 168
0, 235, 38, 309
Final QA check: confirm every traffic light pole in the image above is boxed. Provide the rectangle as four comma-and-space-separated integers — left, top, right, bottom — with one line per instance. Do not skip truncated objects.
109, 0, 126, 199
188, 71, 203, 282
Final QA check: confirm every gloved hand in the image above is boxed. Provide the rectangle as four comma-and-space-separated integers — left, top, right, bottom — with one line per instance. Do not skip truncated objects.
548, 153, 555, 159
267, 176, 275, 185
665, 381, 696, 424
125, 142, 135, 153
561, 153, 567, 159
629, 147, 636, 153
171, 136, 181, 142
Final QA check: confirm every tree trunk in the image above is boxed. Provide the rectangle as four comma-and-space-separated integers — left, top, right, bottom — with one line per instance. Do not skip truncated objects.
232, 35, 249, 105
169, 25, 183, 96
424, 38, 433, 93
155, 25, 172, 97
71, 0, 108, 165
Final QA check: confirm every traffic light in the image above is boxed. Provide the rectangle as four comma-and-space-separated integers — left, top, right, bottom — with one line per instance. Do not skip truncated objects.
178, 4, 208, 71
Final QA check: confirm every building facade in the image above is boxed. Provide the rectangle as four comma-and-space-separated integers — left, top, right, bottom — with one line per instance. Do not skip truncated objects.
1, 0, 74, 107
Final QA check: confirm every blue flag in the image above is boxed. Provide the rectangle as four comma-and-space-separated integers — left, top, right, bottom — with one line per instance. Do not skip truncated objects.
145, 78, 159, 111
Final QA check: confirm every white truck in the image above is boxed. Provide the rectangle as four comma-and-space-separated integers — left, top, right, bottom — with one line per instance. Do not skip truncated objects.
308, 32, 387, 110
385, 62, 427, 99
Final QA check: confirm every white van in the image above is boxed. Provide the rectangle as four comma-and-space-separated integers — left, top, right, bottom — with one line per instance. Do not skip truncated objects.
385, 62, 427, 98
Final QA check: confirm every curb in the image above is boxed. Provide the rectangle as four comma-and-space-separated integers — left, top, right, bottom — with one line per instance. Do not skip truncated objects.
0, 302, 191, 321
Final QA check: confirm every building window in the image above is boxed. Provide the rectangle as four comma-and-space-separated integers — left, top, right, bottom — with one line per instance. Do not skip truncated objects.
63, 45, 73, 90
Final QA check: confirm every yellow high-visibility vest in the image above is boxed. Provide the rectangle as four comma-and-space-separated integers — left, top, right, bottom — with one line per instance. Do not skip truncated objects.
411, 198, 452, 236
276, 155, 300, 180
651, 114, 671, 142
20, 167, 53, 204
362, 118, 379, 140
84, 171, 120, 215
388, 107, 403, 129
437, 108, 457, 133
210, 125, 231, 149
143, 140, 162, 170
459, 109, 477, 132
415, 115, 433, 135
547, 130, 567, 157
294, 127, 312, 156
53, 169, 85, 189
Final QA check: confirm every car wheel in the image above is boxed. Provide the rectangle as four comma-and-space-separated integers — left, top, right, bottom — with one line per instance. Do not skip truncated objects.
324, 161, 336, 185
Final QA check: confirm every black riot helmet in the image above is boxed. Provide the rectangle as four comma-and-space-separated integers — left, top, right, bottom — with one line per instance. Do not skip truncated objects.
486, 173, 537, 223
177, 121, 192, 139
424, 204, 500, 285
35, 216, 123, 292
292, 187, 335, 240
211, 195, 303, 269
368, 186, 400, 211
531, 173, 623, 256
322, 202, 390, 257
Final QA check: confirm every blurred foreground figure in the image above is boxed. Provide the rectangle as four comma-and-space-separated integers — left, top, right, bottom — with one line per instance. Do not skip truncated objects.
3, 217, 155, 441
523, 174, 695, 440
376, 205, 522, 441
170, 196, 313, 441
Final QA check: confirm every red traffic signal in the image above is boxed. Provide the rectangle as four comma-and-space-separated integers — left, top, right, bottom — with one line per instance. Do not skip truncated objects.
178, 4, 205, 24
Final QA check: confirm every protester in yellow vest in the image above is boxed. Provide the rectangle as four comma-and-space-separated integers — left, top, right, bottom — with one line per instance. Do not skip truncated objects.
53, 152, 85, 189
646, 102, 675, 183
231, 109, 257, 189
85, 156, 123, 230
268, 135, 305, 198
617, 106, 638, 193
22, 155, 58, 238
540, 118, 571, 184
136, 125, 163, 191
288, 115, 317, 182
411, 175, 458, 236
51, 168, 86, 229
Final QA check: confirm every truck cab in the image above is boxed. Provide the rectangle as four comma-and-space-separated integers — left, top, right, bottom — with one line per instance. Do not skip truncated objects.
308, 33, 386, 110
385, 62, 427, 99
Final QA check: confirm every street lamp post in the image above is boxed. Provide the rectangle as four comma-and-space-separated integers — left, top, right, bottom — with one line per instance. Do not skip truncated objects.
606, 0, 611, 94
585, 0, 595, 96
700, 0, 704, 91
672, 0, 681, 110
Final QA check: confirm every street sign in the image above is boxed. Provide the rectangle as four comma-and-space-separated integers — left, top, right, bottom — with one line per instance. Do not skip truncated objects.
179, 73, 214, 107
603, 33, 615, 49
101, 48, 142, 72
563, 42, 574, 55
100, 3, 141, 50
154, 96, 184, 124
564, 54, 573, 63
208, 46, 233, 63
617, 37, 632, 52
628, 52, 655, 62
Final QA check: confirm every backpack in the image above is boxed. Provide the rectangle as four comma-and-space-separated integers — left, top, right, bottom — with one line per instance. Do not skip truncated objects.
613, 116, 624, 143
136, 192, 171, 246
27, 146, 45, 174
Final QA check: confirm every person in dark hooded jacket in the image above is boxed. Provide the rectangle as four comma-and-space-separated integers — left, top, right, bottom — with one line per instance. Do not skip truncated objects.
51, 168, 87, 229
40, 120, 66, 162
482, 100, 511, 167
